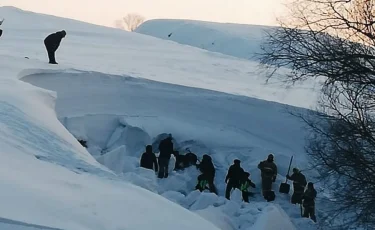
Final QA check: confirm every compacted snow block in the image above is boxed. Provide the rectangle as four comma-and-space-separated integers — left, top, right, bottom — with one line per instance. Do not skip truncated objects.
250, 205, 297, 230
190, 192, 219, 211
195, 206, 236, 230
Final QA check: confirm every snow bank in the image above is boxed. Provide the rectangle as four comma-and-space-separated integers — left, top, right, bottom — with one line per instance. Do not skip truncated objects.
0, 77, 221, 230
0, 6, 322, 230
22, 69, 319, 229
0, 6, 124, 33
250, 205, 296, 230
136, 19, 275, 60
0, 217, 62, 230
195, 206, 236, 230
0, 6, 320, 110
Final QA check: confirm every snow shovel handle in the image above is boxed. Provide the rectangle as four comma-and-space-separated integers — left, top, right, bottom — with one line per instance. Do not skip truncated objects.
285, 156, 293, 183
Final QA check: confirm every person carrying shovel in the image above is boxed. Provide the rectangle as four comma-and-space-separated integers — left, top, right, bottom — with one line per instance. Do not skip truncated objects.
287, 168, 307, 204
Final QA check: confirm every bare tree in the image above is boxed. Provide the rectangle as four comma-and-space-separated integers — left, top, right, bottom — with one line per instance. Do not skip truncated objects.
115, 13, 145, 32
258, 0, 375, 229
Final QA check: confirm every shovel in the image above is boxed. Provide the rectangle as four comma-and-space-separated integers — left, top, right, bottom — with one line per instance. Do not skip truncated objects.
279, 155, 293, 194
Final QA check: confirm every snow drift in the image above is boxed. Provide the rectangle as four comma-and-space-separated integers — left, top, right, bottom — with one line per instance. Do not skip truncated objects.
136, 19, 275, 60
22, 70, 318, 230
0, 5, 321, 230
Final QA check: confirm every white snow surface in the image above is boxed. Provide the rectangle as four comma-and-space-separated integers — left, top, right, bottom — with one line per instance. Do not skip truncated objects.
136, 19, 271, 60
0, 6, 320, 230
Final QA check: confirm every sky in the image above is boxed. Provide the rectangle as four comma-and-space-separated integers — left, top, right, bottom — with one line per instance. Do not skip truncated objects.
0, 0, 288, 27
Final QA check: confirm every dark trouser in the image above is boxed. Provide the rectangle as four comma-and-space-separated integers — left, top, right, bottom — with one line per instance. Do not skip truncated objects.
207, 175, 217, 194
197, 174, 217, 194
261, 176, 273, 196
44, 42, 57, 64
242, 191, 249, 202
291, 190, 304, 204
225, 179, 239, 200
158, 157, 169, 178
303, 205, 316, 222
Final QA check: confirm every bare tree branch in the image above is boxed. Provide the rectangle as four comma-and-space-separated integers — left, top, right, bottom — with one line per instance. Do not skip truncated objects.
115, 13, 145, 32
258, 0, 375, 229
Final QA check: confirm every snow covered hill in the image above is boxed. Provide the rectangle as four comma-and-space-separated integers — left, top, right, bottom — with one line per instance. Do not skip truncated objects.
0, 6, 321, 230
135, 19, 274, 61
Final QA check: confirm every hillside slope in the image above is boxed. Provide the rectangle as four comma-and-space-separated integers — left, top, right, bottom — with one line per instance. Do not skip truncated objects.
0, 7, 319, 110
136, 19, 273, 60
0, 6, 319, 230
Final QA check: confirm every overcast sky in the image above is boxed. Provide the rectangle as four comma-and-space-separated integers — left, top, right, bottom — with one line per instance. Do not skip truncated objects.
1, 0, 287, 27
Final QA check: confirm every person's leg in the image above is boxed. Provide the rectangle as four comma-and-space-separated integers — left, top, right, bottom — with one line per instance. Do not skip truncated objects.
158, 158, 165, 178
164, 158, 169, 178
262, 177, 272, 199
48, 49, 56, 64
303, 206, 310, 218
207, 175, 217, 194
242, 191, 249, 202
44, 42, 57, 64
310, 207, 317, 222
225, 180, 234, 199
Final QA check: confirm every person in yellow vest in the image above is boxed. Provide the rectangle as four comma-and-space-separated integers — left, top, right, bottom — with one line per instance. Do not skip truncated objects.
239, 172, 256, 202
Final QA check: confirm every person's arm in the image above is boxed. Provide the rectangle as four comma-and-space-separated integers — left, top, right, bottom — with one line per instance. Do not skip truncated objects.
140, 154, 145, 167
225, 166, 233, 183
287, 173, 295, 180
249, 180, 256, 188
274, 164, 278, 176
153, 154, 158, 172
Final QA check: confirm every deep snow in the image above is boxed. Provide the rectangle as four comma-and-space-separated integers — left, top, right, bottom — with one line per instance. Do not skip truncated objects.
136, 19, 273, 61
22, 70, 317, 230
0, 5, 321, 230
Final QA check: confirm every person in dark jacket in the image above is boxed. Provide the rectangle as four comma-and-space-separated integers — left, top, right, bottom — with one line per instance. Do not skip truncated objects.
302, 182, 317, 222
286, 168, 307, 204
225, 159, 245, 200
140, 145, 158, 172
258, 154, 277, 198
0, 19, 4, 38
157, 134, 173, 178
44, 30, 66, 64
196, 154, 217, 194
173, 150, 185, 171
239, 172, 256, 203
184, 151, 198, 167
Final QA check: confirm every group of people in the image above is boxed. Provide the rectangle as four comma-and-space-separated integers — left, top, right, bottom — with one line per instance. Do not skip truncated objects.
139, 135, 317, 222
257, 154, 317, 222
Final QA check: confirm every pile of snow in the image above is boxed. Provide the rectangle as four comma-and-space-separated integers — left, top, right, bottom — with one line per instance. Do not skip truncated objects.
136, 19, 275, 60
22, 70, 318, 229
250, 205, 297, 230
0, 5, 322, 230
